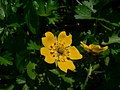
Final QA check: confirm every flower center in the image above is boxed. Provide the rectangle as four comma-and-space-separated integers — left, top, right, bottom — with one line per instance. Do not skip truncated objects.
57, 48, 64, 54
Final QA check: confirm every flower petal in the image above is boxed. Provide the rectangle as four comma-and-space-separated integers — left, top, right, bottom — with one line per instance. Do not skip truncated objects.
68, 46, 83, 60
58, 60, 75, 73
80, 41, 90, 52
42, 32, 55, 48
102, 46, 108, 51
40, 47, 55, 64
58, 31, 72, 47
89, 44, 100, 49
92, 46, 108, 53
89, 44, 108, 53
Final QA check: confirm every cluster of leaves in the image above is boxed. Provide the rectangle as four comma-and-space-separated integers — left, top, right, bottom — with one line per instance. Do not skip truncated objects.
0, 0, 120, 90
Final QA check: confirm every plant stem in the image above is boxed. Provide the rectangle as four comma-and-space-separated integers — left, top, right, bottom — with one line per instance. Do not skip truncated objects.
81, 64, 92, 90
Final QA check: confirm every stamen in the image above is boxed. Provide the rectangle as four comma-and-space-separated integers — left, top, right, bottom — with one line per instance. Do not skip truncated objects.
53, 55, 55, 57
67, 51, 70, 53
61, 59, 65, 62
50, 46, 53, 48
50, 52, 54, 54
58, 59, 60, 62
57, 48, 64, 54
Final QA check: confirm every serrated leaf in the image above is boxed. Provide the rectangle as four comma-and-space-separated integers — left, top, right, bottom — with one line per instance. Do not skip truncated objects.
27, 61, 37, 80
75, 5, 92, 19
46, 0, 58, 15
0, 56, 13, 66
36, 0, 46, 16
82, 1, 96, 13
27, 40, 41, 50
2, 52, 13, 61
0, 51, 13, 66
37, 0, 58, 16
48, 12, 60, 24
102, 34, 120, 45
89, 0, 100, 5
111, 49, 120, 55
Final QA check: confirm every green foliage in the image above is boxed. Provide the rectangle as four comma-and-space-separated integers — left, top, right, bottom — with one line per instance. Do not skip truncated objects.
102, 33, 120, 45
0, 52, 13, 66
16, 77, 26, 84
0, 7, 5, 20
75, 4, 92, 19
27, 61, 37, 80
35, 0, 60, 24
0, 0, 120, 90
0, 56, 13, 66
27, 40, 41, 50
75, 0, 96, 19
22, 84, 29, 90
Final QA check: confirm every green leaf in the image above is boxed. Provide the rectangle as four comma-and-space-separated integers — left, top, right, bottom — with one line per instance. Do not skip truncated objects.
8, 23, 20, 28
35, 0, 59, 24
100, 49, 110, 56
33, 1, 39, 10
46, 0, 58, 15
102, 34, 120, 45
61, 75, 75, 84
22, 84, 29, 90
0, 56, 13, 66
27, 40, 41, 50
27, 61, 37, 80
2, 85, 14, 90
0, 27, 4, 34
36, 0, 46, 16
92, 64, 100, 71
49, 69, 60, 75
75, 5, 92, 19
25, 2, 39, 34
82, 1, 96, 13
36, 0, 58, 16
104, 57, 110, 66
25, 10, 36, 34
89, 0, 100, 5
0, 7, 5, 20
111, 49, 120, 55
67, 87, 74, 90
16, 77, 26, 84
2, 52, 13, 61
47, 12, 60, 24
15, 52, 27, 72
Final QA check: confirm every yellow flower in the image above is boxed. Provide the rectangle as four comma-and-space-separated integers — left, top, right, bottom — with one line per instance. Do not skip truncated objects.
80, 41, 108, 54
40, 31, 83, 73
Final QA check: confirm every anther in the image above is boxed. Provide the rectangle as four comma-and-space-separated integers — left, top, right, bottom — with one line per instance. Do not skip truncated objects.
53, 55, 55, 57
50, 52, 54, 54
50, 46, 53, 48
